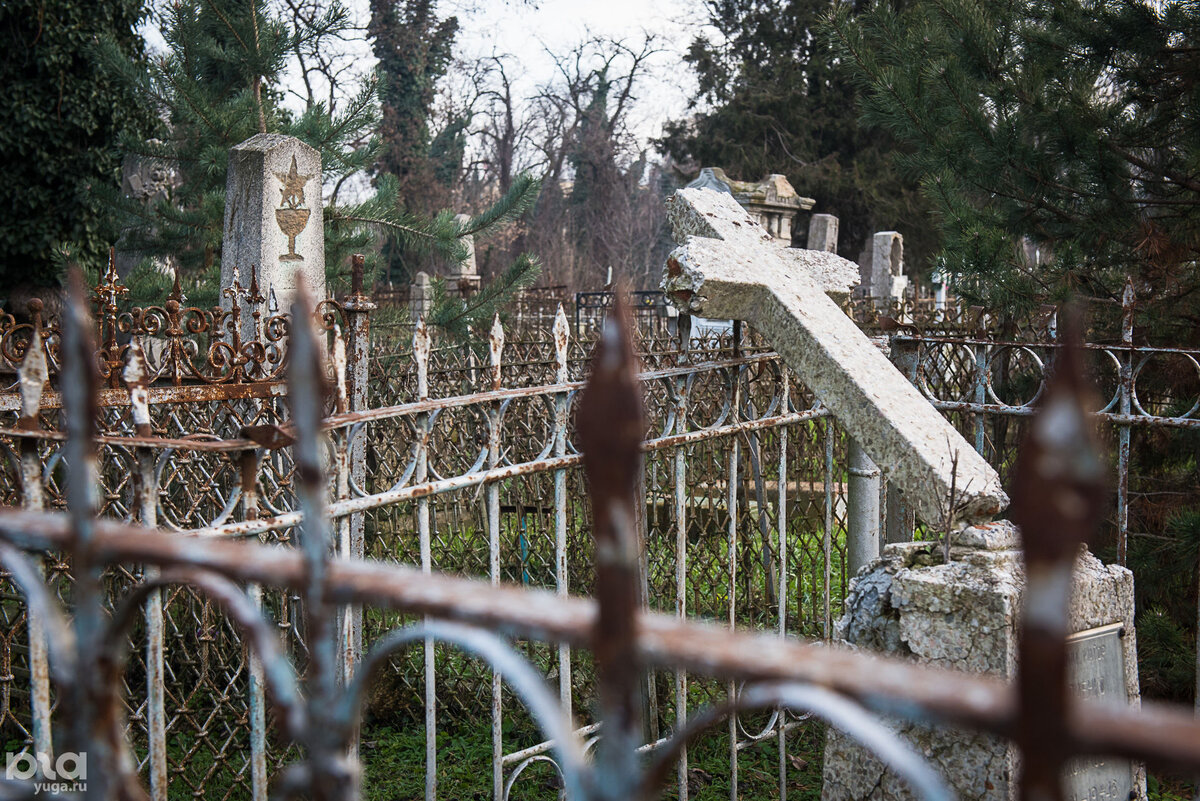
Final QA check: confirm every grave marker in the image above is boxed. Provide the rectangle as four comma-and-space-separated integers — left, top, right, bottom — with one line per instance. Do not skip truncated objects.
661, 187, 1006, 529
221, 134, 326, 335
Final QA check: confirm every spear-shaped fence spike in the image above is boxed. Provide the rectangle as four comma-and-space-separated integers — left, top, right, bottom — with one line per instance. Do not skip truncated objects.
62, 269, 98, 542
577, 291, 646, 800
553, 304, 569, 383
19, 322, 47, 429
1010, 305, 1107, 801
288, 281, 352, 800
61, 267, 112, 796
413, 317, 430, 401
489, 314, 504, 391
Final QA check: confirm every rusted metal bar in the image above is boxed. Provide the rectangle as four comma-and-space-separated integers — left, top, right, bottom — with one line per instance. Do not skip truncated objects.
289, 285, 352, 801
8, 508, 1200, 775
241, 445, 269, 801
578, 294, 645, 801
342, 254, 373, 694
1010, 308, 1108, 801
60, 270, 109, 799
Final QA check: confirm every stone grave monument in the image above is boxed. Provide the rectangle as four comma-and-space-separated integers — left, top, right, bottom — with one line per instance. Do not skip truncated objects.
221, 134, 326, 337
659, 186, 1142, 800
823, 522, 1144, 801
686, 167, 814, 244
857, 231, 909, 303
410, 271, 433, 320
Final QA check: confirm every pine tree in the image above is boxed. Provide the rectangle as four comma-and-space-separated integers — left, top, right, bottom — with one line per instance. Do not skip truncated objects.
98, 0, 541, 335
827, 0, 1200, 331
659, 0, 938, 274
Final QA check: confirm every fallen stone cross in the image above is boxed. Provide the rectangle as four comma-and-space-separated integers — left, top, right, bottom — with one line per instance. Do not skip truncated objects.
660, 187, 1007, 528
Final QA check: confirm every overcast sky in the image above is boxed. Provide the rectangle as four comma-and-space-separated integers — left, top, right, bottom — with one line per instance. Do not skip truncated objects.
142, 0, 707, 148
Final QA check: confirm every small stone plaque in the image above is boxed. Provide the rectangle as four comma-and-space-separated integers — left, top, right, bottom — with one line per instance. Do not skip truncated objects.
1064, 623, 1133, 801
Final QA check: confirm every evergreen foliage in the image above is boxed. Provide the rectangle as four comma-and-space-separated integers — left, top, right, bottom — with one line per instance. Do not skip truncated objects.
426, 254, 541, 340
659, 0, 938, 273
827, 0, 1200, 328
369, 0, 459, 204
98, 0, 540, 326
0, 0, 154, 290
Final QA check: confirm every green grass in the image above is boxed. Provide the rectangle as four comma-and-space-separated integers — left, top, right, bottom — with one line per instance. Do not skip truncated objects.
361, 716, 827, 801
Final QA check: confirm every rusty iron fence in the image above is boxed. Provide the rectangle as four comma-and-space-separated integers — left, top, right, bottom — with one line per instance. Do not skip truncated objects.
0, 277, 1198, 801
889, 281, 1200, 565
0, 265, 858, 800
0, 260, 1196, 800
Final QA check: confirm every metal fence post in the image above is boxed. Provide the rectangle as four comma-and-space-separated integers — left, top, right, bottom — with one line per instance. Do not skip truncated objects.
1117, 278, 1134, 566
673, 313, 690, 801
551, 307, 573, 750
846, 439, 881, 577
124, 342, 168, 801
16, 321, 51, 769
413, 320, 436, 801
885, 337, 920, 544
487, 316, 505, 801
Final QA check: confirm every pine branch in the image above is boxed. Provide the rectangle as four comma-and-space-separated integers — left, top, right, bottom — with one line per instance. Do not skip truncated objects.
427, 254, 542, 340
459, 173, 542, 238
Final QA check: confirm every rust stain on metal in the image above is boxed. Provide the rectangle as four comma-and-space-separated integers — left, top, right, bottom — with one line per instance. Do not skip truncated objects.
577, 292, 645, 794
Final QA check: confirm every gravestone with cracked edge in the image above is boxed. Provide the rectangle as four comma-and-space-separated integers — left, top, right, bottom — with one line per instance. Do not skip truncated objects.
221, 134, 326, 336
660, 187, 1007, 529
822, 522, 1145, 801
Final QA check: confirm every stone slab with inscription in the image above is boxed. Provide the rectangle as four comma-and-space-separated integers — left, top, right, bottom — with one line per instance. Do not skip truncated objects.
1066, 624, 1134, 801
821, 521, 1145, 801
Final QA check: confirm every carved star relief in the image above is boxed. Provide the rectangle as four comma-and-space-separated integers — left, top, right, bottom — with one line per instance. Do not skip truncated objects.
275, 155, 314, 210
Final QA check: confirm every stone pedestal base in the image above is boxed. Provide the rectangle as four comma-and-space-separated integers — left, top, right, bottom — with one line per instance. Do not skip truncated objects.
820, 521, 1145, 801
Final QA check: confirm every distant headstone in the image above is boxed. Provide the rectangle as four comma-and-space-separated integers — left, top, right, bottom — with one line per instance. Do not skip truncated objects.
686, 167, 813, 243
450, 213, 480, 293
858, 231, 908, 302
808, 214, 839, 254
411, 271, 432, 320
1065, 624, 1135, 801
822, 522, 1145, 801
220, 134, 326, 335
116, 142, 180, 279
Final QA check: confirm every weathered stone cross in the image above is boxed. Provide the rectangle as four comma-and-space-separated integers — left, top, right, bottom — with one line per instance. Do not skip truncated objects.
661, 187, 1007, 529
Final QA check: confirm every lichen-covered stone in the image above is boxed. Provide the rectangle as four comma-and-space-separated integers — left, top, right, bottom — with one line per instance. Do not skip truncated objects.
822, 521, 1145, 801
660, 187, 1007, 529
